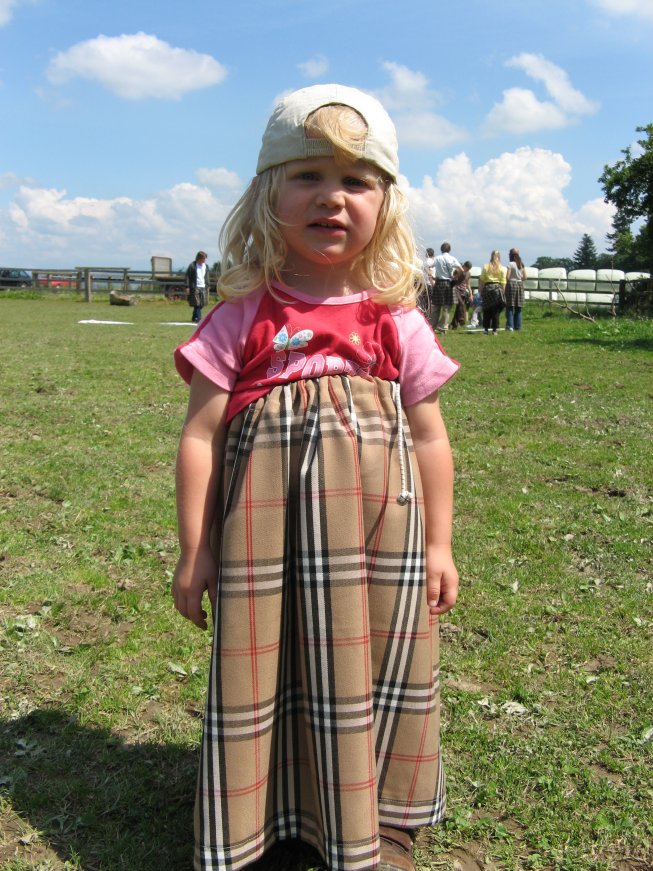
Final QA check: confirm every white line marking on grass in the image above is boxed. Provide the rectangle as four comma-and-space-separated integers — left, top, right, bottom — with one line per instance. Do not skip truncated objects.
78, 320, 195, 326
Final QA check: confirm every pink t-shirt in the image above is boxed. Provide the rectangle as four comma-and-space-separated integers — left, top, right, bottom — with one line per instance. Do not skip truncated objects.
175, 282, 459, 422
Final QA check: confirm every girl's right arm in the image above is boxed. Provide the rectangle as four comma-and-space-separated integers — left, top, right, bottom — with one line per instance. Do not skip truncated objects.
172, 370, 230, 630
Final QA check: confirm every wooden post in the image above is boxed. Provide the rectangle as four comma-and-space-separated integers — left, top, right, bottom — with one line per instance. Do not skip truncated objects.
84, 268, 92, 303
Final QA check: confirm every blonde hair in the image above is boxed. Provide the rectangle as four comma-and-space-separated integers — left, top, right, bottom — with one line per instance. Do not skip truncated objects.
217, 104, 421, 306
486, 249, 503, 278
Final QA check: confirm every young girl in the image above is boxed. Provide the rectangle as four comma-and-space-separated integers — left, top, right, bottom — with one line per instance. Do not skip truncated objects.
478, 249, 507, 336
172, 84, 460, 871
505, 247, 526, 331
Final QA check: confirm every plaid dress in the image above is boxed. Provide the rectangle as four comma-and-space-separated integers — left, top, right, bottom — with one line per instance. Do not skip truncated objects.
195, 376, 446, 871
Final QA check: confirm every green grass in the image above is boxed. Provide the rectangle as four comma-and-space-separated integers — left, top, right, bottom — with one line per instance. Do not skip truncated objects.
1, 297, 652, 870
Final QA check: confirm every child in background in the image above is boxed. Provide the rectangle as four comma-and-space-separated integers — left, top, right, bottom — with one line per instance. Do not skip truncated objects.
172, 84, 460, 871
450, 260, 472, 329
467, 289, 483, 329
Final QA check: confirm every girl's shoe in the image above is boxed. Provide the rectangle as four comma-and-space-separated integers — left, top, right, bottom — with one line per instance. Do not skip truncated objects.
379, 826, 416, 871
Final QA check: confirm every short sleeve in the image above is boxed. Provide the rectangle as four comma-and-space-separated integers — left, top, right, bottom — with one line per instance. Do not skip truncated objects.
174, 291, 262, 391
394, 308, 460, 406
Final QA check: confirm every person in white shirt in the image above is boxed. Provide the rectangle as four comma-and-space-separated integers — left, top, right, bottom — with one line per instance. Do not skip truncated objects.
186, 250, 210, 323
431, 242, 461, 332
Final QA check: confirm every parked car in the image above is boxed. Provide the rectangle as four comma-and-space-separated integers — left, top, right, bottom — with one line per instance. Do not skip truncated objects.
0, 268, 33, 287
37, 275, 72, 288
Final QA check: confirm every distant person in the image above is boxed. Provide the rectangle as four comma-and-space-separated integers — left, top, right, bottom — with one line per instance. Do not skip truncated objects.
186, 250, 210, 323
505, 248, 526, 331
450, 260, 472, 329
432, 242, 461, 332
424, 247, 436, 288
467, 290, 483, 329
479, 250, 507, 336
420, 246, 436, 317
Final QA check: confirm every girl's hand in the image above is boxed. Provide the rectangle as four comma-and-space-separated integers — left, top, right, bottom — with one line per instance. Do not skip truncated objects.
172, 546, 218, 630
425, 543, 459, 616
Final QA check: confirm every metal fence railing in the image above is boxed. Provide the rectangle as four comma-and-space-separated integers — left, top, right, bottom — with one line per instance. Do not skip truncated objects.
2, 266, 650, 310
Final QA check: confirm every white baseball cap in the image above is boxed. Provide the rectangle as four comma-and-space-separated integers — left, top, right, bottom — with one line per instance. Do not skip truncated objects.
256, 84, 399, 180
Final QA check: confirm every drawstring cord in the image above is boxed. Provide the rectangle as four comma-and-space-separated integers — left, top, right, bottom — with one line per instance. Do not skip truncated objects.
393, 381, 413, 506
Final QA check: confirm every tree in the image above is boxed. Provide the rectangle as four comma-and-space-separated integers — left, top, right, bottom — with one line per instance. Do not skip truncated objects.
599, 124, 653, 271
572, 234, 598, 270
531, 256, 575, 271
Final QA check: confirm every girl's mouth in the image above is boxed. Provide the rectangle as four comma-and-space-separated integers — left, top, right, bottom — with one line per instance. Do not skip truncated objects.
309, 220, 346, 230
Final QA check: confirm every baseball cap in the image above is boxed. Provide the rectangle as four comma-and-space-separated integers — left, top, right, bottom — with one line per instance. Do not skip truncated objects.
256, 84, 399, 180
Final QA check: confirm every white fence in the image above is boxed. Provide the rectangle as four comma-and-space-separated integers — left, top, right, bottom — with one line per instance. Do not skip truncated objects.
468, 267, 650, 307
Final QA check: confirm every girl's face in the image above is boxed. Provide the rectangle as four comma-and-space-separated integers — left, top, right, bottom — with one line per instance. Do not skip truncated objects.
275, 156, 385, 285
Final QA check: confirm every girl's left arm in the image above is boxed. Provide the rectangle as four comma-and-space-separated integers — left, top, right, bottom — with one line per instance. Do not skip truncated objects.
405, 391, 459, 615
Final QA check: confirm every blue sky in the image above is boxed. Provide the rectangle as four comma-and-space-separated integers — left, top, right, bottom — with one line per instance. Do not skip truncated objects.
1, 0, 652, 271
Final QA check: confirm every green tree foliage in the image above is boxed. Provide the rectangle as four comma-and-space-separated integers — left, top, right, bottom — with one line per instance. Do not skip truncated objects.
531, 256, 575, 271
599, 124, 653, 271
572, 234, 598, 270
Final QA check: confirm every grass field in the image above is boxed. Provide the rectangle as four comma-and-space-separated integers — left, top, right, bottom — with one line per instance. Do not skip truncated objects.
0, 296, 652, 871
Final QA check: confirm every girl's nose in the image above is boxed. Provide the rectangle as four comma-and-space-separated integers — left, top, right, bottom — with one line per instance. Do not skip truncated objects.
315, 184, 345, 207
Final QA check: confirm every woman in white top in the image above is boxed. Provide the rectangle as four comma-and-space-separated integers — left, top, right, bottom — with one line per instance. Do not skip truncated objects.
505, 248, 526, 331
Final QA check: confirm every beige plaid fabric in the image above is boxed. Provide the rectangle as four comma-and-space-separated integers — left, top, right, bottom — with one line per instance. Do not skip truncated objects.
195, 376, 445, 871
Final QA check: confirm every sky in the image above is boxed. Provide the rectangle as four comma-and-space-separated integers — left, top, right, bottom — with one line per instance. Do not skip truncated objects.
1, 0, 652, 272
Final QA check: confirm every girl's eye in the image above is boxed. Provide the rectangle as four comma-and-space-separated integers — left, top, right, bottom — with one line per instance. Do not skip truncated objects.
344, 176, 370, 189
297, 171, 320, 181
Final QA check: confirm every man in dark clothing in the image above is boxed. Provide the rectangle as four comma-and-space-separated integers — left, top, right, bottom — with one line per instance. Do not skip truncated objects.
186, 250, 210, 323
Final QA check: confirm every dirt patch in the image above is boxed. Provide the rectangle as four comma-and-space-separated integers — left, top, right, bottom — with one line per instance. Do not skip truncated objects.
582, 653, 618, 673
444, 842, 488, 870
414, 830, 493, 870
589, 763, 624, 785
51, 612, 132, 649
614, 861, 653, 870
444, 678, 499, 695
0, 805, 62, 868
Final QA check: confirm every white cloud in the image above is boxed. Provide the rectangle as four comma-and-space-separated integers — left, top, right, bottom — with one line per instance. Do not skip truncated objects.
403, 146, 614, 264
297, 55, 329, 78
47, 32, 227, 100
590, 0, 653, 23
484, 87, 569, 135
0, 0, 19, 26
2, 179, 240, 266
376, 62, 435, 112
507, 54, 599, 115
376, 61, 467, 149
196, 167, 243, 189
485, 54, 599, 136
394, 111, 471, 150
1, 171, 38, 190
0, 148, 614, 270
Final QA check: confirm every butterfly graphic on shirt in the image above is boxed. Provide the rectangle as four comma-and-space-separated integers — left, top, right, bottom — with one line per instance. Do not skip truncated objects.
272, 324, 313, 351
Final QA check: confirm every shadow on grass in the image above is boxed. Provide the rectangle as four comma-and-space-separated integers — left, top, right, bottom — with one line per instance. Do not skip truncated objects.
1, 707, 196, 870
0, 707, 326, 871
560, 334, 653, 353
